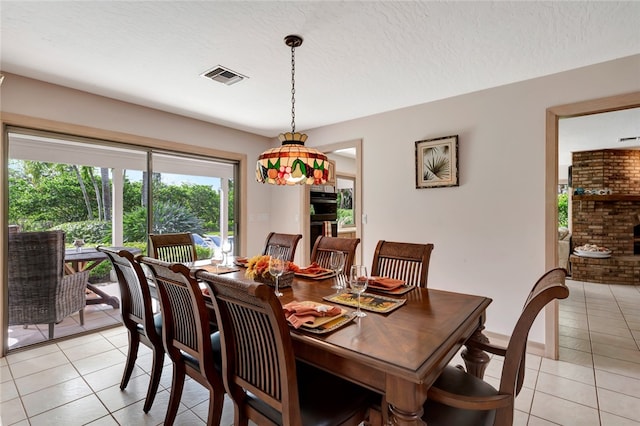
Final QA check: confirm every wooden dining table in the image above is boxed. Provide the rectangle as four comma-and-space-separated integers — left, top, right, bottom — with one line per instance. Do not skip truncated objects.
191, 261, 492, 425
65, 247, 141, 309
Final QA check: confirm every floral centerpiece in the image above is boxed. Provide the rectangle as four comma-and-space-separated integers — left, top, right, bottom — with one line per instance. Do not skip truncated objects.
245, 254, 296, 287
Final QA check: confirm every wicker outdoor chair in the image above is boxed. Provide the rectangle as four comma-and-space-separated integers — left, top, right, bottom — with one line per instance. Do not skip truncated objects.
8, 230, 88, 339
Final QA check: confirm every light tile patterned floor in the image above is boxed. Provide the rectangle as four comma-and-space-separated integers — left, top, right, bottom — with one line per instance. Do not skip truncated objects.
1, 279, 639, 425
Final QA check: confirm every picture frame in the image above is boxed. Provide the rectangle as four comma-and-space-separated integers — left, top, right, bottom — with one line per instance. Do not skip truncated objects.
415, 135, 459, 189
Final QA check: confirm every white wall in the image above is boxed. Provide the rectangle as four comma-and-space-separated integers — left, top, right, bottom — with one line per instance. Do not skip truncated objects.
301, 55, 640, 343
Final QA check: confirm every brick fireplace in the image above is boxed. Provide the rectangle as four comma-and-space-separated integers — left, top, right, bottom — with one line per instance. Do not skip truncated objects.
569, 149, 640, 285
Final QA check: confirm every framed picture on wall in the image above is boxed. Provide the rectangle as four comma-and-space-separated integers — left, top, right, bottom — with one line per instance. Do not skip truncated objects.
415, 135, 459, 189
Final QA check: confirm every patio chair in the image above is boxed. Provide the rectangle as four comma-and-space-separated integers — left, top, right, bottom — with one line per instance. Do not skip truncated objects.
97, 247, 164, 413
196, 269, 376, 426
149, 232, 197, 263
310, 235, 360, 274
8, 230, 87, 339
370, 240, 434, 287
261, 232, 302, 262
421, 268, 569, 426
139, 256, 225, 426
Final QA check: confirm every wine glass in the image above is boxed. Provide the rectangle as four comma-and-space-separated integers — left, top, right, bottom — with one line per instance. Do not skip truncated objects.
329, 251, 346, 290
268, 245, 285, 297
349, 265, 368, 317
221, 240, 232, 266
210, 247, 224, 273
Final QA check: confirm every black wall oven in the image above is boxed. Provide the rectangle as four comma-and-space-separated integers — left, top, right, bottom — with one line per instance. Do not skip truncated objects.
309, 190, 337, 253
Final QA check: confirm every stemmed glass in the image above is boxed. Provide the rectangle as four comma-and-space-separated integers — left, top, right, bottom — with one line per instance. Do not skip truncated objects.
329, 251, 346, 291
210, 247, 224, 273
221, 240, 232, 266
349, 265, 368, 318
268, 245, 285, 297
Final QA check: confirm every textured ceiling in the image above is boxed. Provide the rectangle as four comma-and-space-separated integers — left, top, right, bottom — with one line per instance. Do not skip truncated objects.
1, 1, 639, 149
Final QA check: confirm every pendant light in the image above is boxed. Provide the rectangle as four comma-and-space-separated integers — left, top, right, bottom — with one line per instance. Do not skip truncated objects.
256, 35, 329, 186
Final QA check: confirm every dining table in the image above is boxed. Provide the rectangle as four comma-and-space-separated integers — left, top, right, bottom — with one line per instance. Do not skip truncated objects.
64, 246, 142, 309
190, 260, 493, 425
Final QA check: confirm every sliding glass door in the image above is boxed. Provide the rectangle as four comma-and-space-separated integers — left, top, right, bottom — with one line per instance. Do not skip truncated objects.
6, 127, 238, 350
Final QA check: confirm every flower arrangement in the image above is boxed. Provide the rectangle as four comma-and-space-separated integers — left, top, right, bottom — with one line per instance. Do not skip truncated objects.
245, 254, 298, 287
245, 255, 272, 280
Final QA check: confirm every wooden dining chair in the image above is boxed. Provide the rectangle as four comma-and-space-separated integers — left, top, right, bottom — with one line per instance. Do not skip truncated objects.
261, 232, 303, 262
196, 269, 376, 426
149, 232, 197, 263
370, 240, 434, 287
97, 247, 164, 413
421, 267, 569, 426
139, 256, 225, 426
310, 235, 360, 274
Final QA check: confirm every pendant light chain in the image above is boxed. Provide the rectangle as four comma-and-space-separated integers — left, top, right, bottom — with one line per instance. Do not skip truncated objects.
290, 42, 296, 134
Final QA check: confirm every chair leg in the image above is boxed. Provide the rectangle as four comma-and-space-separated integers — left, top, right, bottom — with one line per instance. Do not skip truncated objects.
164, 362, 185, 426
206, 387, 225, 426
78, 309, 84, 326
120, 332, 140, 390
48, 323, 54, 339
143, 348, 164, 413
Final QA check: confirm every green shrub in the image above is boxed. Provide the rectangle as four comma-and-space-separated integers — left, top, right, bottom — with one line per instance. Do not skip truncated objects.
558, 193, 568, 228
123, 201, 204, 242
53, 220, 111, 245
337, 208, 354, 226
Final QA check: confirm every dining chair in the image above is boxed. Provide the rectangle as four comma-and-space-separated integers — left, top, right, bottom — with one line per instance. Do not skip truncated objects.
8, 230, 88, 339
421, 267, 569, 426
370, 240, 434, 287
261, 232, 303, 263
310, 235, 360, 274
97, 247, 164, 413
149, 232, 197, 263
139, 256, 225, 426
196, 269, 376, 426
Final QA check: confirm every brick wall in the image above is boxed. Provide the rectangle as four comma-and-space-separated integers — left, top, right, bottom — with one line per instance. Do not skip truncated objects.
570, 149, 640, 284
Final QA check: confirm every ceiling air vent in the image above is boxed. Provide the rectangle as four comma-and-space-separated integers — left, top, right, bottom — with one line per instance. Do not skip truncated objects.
201, 66, 247, 86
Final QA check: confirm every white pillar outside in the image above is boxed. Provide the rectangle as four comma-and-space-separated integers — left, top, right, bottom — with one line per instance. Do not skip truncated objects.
111, 168, 124, 245
219, 178, 229, 244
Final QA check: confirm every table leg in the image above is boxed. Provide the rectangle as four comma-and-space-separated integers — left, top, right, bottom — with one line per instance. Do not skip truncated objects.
461, 325, 490, 379
388, 405, 426, 425
86, 283, 120, 309
386, 378, 427, 426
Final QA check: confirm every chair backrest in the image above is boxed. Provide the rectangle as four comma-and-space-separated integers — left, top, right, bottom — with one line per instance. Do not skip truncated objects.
8, 230, 65, 324
261, 232, 303, 263
500, 268, 569, 402
138, 256, 217, 379
197, 270, 303, 424
310, 235, 360, 273
370, 240, 434, 287
98, 247, 161, 343
149, 232, 197, 263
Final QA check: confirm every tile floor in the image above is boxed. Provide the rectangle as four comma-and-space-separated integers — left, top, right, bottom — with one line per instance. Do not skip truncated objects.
1, 278, 639, 425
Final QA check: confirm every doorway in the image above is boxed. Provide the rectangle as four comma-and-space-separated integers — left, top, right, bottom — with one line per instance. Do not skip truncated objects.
545, 91, 640, 358
300, 139, 362, 264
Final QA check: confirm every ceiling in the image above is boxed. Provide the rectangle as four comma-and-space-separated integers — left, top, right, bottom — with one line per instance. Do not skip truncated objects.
1, 1, 639, 158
